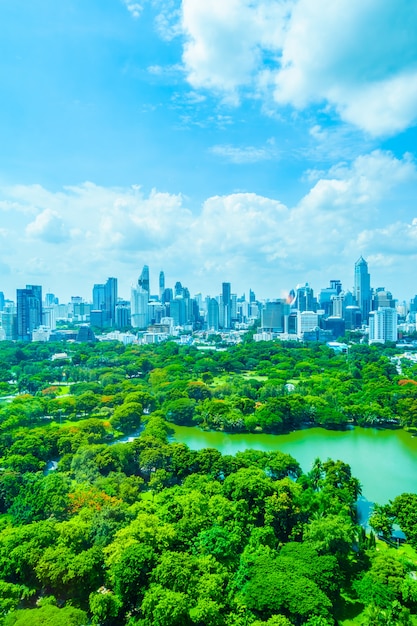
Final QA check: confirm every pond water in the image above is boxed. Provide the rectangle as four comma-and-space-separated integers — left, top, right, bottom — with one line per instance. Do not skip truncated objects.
171, 425, 417, 506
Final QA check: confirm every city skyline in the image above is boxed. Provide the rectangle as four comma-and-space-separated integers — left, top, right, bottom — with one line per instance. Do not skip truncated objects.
1, 2, 417, 300
0, 257, 411, 308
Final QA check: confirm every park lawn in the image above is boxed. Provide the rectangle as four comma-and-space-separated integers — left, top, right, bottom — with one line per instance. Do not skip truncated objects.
240, 372, 268, 381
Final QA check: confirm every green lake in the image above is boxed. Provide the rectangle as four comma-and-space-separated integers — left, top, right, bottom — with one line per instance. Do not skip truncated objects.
171, 425, 417, 506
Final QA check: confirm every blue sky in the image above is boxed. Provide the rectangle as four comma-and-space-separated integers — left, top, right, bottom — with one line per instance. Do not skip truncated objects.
1, 0, 417, 303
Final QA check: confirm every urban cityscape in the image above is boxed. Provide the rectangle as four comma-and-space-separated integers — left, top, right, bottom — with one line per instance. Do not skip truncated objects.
0, 256, 412, 346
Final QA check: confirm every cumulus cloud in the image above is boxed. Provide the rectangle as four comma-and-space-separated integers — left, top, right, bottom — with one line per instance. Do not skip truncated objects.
300, 151, 417, 213
357, 220, 417, 256
180, 0, 417, 135
1, 149, 416, 299
26, 209, 69, 244
182, 0, 291, 100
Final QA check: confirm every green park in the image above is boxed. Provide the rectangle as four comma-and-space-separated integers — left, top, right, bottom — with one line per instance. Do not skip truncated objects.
0, 337, 417, 624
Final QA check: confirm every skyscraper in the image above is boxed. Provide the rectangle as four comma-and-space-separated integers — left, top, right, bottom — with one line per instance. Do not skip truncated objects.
294, 283, 317, 312
207, 298, 219, 331
159, 271, 165, 301
261, 300, 287, 333
138, 265, 150, 294
369, 308, 398, 343
93, 283, 106, 311
131, 285, 149, 329
17, 285, 42, 341
92, 278, 117, 327
222, 282, 232, 329
104, 277, 117, 326
354, 256, 371, 322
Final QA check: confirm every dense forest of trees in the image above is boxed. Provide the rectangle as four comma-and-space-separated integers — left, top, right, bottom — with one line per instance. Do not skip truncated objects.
0, 338, 416, 624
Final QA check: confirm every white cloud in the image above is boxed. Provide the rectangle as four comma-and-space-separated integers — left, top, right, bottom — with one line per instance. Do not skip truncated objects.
179, 0, 417, 135
209, 140, 278, 163
0, 149, 416, 299
26, 209, 69, 244
357, 220, 417, 256
181, 0, 291, 101
122, 1, 143, 19
152, 0, 182, 40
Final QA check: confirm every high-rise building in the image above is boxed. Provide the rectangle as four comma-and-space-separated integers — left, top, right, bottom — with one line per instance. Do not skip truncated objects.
344, 305, 362, 330
261, 300, 287, 333
138, 265, 150, 294
174, 281, 184, 298
169, 298, 186, 327
330, 280, 342, 294
45, 293, 58, 306
298, 310, 319, 337
294, 283, 317, 312
222, 282, 232, 329
162, 288, 173, 304
93, 278, 117, 327
369, 308, 398, 343
331, 294, 344, 318
354, 256, 371, 322
159, 271, 165, 301
372, 288, 395, 310
17, 285, 43, 341
104, 277, 118, 326
131, 286, 149, 329
0, 292, 4, 312
1, 302, 17, 341
93, 283, 106, 311
207, 298, 219, 331
115, 302, 131, 328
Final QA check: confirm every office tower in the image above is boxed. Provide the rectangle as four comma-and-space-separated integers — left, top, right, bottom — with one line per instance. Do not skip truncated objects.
174, 281, 184, 297
169, 298, 186, 327
1, 303, 17, 340
231, 294, 237, 323
261, 300, 287, 333
369, 308, 398, 343
45, 293, 58, 306
372, 288, 395, 310
131, 286, 149, 329
324, 317, 346, 340
42, 306, 56, 330
162, 288, 173, 304
222, 282, 232, 329
286, 311, 298, 335
331, 294, 344, 318
93, 283, 106, 311
17, 285, 42, 341
330, 280, 342, 294
159, 271, 165, 301
104, 277, 117, 326
298, 311, 319, 337
354, 256, 371, 322
319, 281, 340, 316
115, 302, 131, 328
138, 265, 150, 294
92, 278, 117, 327
207, 298, 219, 331
249, 289, 256, 303
294, 283, 317, 312
0, 292, 4, 312
344, 305, 362, 330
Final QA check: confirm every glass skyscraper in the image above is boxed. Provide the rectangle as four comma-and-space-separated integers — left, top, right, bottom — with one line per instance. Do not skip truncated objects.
354, 256, 371, 322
